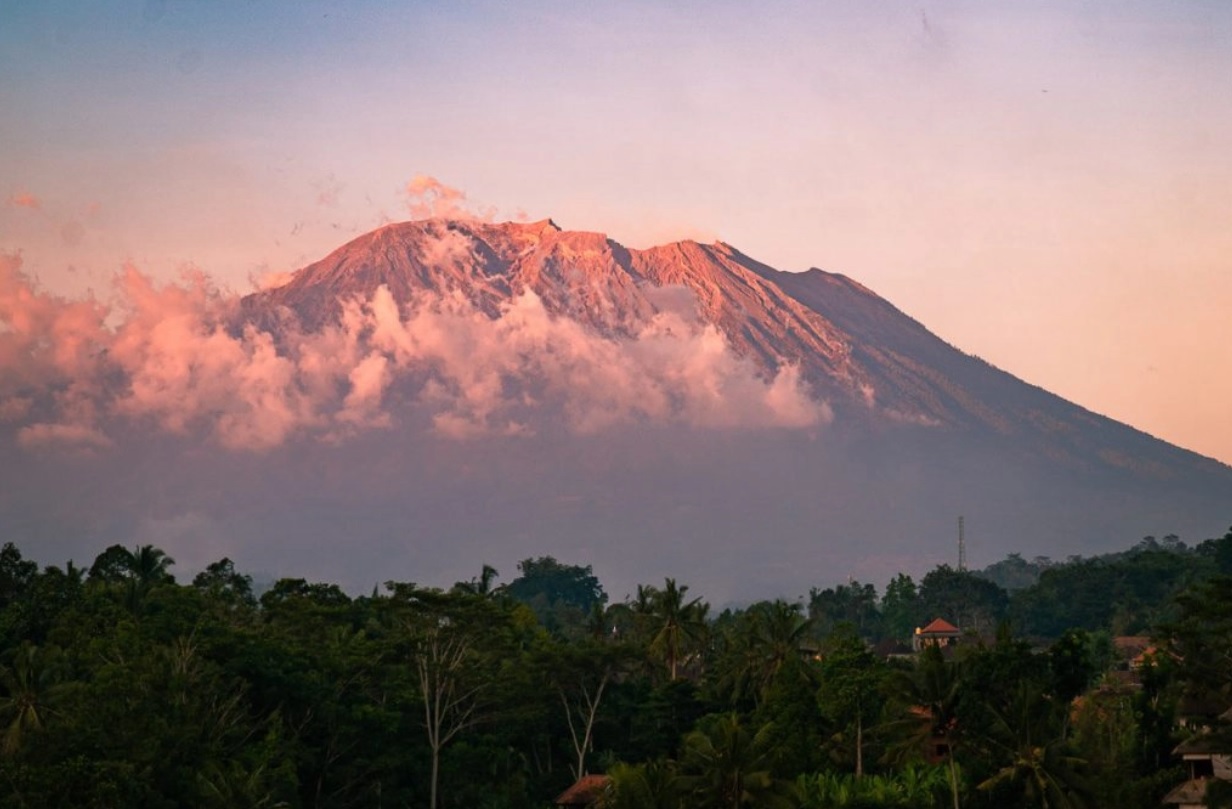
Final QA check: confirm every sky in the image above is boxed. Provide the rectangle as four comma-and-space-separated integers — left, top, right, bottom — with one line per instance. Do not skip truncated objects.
2, 0, 1231, 466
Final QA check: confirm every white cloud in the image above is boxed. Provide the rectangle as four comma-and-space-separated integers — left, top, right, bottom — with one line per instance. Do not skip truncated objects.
1, 248, 830, 453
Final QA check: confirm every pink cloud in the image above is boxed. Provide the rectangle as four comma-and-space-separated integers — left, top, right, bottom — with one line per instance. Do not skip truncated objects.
7, 191, 40, 210
402, 175, 496, 221
17, 421, 112, 450
0, 240, 829, 454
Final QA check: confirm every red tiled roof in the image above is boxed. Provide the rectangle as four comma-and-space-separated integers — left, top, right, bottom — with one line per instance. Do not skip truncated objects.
555, 774, 610, 807
919, 618, 960, 634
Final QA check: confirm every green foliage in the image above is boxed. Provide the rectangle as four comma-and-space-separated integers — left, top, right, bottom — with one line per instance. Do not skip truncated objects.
918, 566, 1008, 635
678, 713, 797, 809
504, 556, 606, 636
797, 765, 951, 808
880, 574, 921, 642
710, 599, 812, 708
1012, 544, 1211, 636
642, 578, 709, 681
0, 525, 1222, 808
809, 581, 879, 639
604, 759, 682, 809
816, 627, 887, 776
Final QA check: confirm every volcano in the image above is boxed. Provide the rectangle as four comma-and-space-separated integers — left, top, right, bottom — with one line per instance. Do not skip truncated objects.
3, 218, 1229, 601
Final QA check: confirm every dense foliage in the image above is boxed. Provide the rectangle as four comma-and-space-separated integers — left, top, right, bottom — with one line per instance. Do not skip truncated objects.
0, 526, 1227, 807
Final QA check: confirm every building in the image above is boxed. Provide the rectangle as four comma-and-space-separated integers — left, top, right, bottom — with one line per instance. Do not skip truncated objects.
554, 774, 611, 808
913, 617, 961, 653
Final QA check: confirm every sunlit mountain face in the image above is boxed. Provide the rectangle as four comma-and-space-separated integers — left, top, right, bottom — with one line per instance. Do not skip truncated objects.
3, 219, 1229, 603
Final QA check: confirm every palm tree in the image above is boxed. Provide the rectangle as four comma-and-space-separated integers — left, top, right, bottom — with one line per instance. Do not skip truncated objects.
603, 759, 682, 809
131, 544, 175, 587
885, 646, 965, 809
0, 642, 64, 756
648, 578, 708, 680
679, 714, 796, 809
453, 564, 500, 597
713, 600, 813, 707
974, 683, 1091, 808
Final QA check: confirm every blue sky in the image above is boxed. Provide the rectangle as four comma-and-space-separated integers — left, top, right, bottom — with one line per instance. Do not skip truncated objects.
3, 0, 1232, 463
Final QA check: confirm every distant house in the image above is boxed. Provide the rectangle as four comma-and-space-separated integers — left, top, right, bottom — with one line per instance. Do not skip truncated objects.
1163, 735, 1232, 808
913, 618, 961, 652
555, 774, 611, 808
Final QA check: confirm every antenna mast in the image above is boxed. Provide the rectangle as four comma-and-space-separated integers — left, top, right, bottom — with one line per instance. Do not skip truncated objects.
958, 515, 966, 572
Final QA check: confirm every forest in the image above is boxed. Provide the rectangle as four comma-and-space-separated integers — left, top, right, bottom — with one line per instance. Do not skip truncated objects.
1, 526, 1231, 808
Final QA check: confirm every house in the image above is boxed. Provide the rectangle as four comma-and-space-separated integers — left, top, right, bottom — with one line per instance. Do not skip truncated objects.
913, 618, 961, 653
1163, 712, 1232, 808
554, 774, 611, 808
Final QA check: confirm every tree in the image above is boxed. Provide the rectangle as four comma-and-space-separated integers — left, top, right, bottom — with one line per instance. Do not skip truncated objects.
647, 578, 708, 681
1164, 574, 1232, 718
886, 646, 964, 809
505, 557, 606, 636
816, 627, 885, 776
193, 558, 256, 610
0, 642, 64, 756
974, 683, 1091, 808
605, 759, 682, 809
918, 566, 1007, 635
713, 600, 812, 707
809, 581, 879, 639
452, 563, 500, 597
391, 587, 512, 809
881, 574, 921, 641
1069, 679, 1140, 807
0, 543, 37, 610
679, 714, 796, 809
535, 639, 629, 781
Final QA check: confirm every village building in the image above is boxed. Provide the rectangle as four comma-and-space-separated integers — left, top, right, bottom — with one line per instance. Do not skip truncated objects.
1162, 735, 1232, 808
912, 617, 961, 652
554, 774, 610, 809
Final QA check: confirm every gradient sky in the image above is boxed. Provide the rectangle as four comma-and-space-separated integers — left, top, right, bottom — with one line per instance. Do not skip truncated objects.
3, 0, 1231, 465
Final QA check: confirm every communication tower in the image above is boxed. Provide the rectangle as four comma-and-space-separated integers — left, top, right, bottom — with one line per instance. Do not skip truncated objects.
958, 515, 966, 572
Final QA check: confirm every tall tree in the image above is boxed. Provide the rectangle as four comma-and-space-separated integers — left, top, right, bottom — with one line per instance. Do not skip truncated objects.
881, 573, 921, 641
647, 578, 708, 681
809, 581, 879, 639
713, 600, 813, 708
886, 646, 965, 809
535, 639, 629, 781
391, 587, 512, 809
816, 627, 885, 776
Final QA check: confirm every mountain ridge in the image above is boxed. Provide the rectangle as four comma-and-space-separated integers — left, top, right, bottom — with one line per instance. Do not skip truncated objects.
244, 217, 1230, 482
3, 215, 1229, 602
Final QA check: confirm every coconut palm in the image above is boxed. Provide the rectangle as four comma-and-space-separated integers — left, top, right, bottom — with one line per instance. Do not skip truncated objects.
603, 759, 682, 809
679, 714, 796, 809
648, 578, 708, 680
974, 683, 1092, 808
885, 646, 964, 809
721, 600, 814, 706
0, 642, 64, 756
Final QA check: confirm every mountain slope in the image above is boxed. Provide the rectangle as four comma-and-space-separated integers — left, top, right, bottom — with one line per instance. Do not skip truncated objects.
4, 217, 1227, 603
244, 218, 1229, 484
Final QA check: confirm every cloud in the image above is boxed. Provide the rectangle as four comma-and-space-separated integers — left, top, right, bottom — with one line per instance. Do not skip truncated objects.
0, 246, 830, 453
17, 421, 112, 451
402, 175, 496, 221
6, 191, 40, 210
